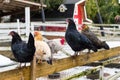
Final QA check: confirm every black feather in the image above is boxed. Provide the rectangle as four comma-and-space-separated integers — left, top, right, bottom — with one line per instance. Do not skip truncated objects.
9, 31, 35, 63
65, 19, 97, 53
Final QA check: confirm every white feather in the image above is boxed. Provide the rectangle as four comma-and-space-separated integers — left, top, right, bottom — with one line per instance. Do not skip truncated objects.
35, 41, 51, 61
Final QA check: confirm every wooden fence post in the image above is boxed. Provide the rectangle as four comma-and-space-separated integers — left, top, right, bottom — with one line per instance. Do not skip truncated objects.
17, 19, 20, 35
99, 66, 104, 80
30, 55, 36, 80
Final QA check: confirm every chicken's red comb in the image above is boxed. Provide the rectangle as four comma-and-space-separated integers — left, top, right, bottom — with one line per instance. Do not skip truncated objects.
60, 38, 65, 45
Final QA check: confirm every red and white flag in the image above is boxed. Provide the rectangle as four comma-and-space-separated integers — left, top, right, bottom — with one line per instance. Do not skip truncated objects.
73, 0, 92, 30
73, 4, 83, 30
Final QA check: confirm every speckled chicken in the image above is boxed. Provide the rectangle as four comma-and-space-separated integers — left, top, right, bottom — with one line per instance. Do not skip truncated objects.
47, 38, 71, 56
81, 24, 110, 50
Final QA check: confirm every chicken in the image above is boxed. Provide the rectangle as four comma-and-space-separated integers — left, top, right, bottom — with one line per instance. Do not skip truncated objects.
47, 38, 71, 56
65, 19, 97, 55
47, 38, 65, 53
9, 31, 35, 68
81, 24, 110, 50
34, 31, 43, 41
34, 31, 52, 65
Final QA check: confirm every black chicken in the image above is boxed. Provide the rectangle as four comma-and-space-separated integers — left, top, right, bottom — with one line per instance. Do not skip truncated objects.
9, 31, 35, 68
65, 19, 97, 55
81, 24, 110, 50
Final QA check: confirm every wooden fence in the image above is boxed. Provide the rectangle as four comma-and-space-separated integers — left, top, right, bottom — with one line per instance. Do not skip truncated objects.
0, 22, 25, 42
87, 24, 120, 36
0, 22, 120, 40
0, 46, 120, 80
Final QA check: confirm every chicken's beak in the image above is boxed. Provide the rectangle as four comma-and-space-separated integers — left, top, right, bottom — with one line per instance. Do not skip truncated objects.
66, 19, 69, 23
8, 31, 15, 36
34, 31, 39, 36
46, 58, 52, 65
34, 32, 36, 36
8, 33, 10, 35
8, 32, 12, 36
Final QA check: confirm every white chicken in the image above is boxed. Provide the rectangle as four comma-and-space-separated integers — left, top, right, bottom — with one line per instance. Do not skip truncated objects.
47, 38, 71, 56
34, 31, 52, 64
35, 41, 52, 64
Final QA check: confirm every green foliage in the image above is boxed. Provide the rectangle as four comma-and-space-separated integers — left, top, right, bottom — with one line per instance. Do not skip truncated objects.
44, 0, 64, 10
86, 0, 120, 24
86, 0, 97, 20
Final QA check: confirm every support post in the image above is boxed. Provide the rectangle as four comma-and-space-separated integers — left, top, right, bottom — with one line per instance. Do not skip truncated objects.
30, 56, 36, 80
25, 7, 30, 36
95, 0, 105, 36
99, 66, 104, 80
31, 24, 34, 35
17, 19, 20, 35
40, 0, 46, 31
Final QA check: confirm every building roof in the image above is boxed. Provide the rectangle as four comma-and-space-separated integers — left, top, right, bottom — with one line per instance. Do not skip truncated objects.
63, 0, 80, 4
0, 0, 46, 17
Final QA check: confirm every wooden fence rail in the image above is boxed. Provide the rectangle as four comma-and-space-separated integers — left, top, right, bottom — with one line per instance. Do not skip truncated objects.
0, 23, 120, 41
0, 47, 120, 80
63, 55, 120, 80
62, 66, 103, 80
107, 71, 120, 80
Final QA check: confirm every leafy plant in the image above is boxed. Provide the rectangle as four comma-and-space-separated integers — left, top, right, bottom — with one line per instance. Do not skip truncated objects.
86, 0, 120, 24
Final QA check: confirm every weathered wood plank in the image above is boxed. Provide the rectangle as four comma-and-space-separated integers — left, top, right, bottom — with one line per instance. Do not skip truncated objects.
85, 56, 120, 68
0, 42, 11, 47
0, 50, 15, 60
0, 66, 31, 80
63, 56, 120, 80
107, 71, 120, 80
0, 47, 120, 80
62, 66, 102, 80
30, 56, 36, 80
86, 62, 120, 68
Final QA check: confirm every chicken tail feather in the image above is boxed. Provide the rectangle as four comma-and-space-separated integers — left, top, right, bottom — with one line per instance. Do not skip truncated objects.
27, 33, 35, 48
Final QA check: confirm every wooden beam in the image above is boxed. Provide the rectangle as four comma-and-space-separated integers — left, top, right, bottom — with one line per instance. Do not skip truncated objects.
0, 50, 15, 60
0, 0, 2, 3
15, 0, 46, 7
0, 42, 10, 47
11, 1, 31, 7
0, 0, 46, 17
107, 71, 120, 80
0, 47, 120, 80
86, 62, 120, 68
30, 56, 36, 80
88, 23, 120, 27
0, 7, 39, 17
85, 56, 120, 68
62, 66, 102, 80
0, 66, 31, 80
63, 56, 120, 80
